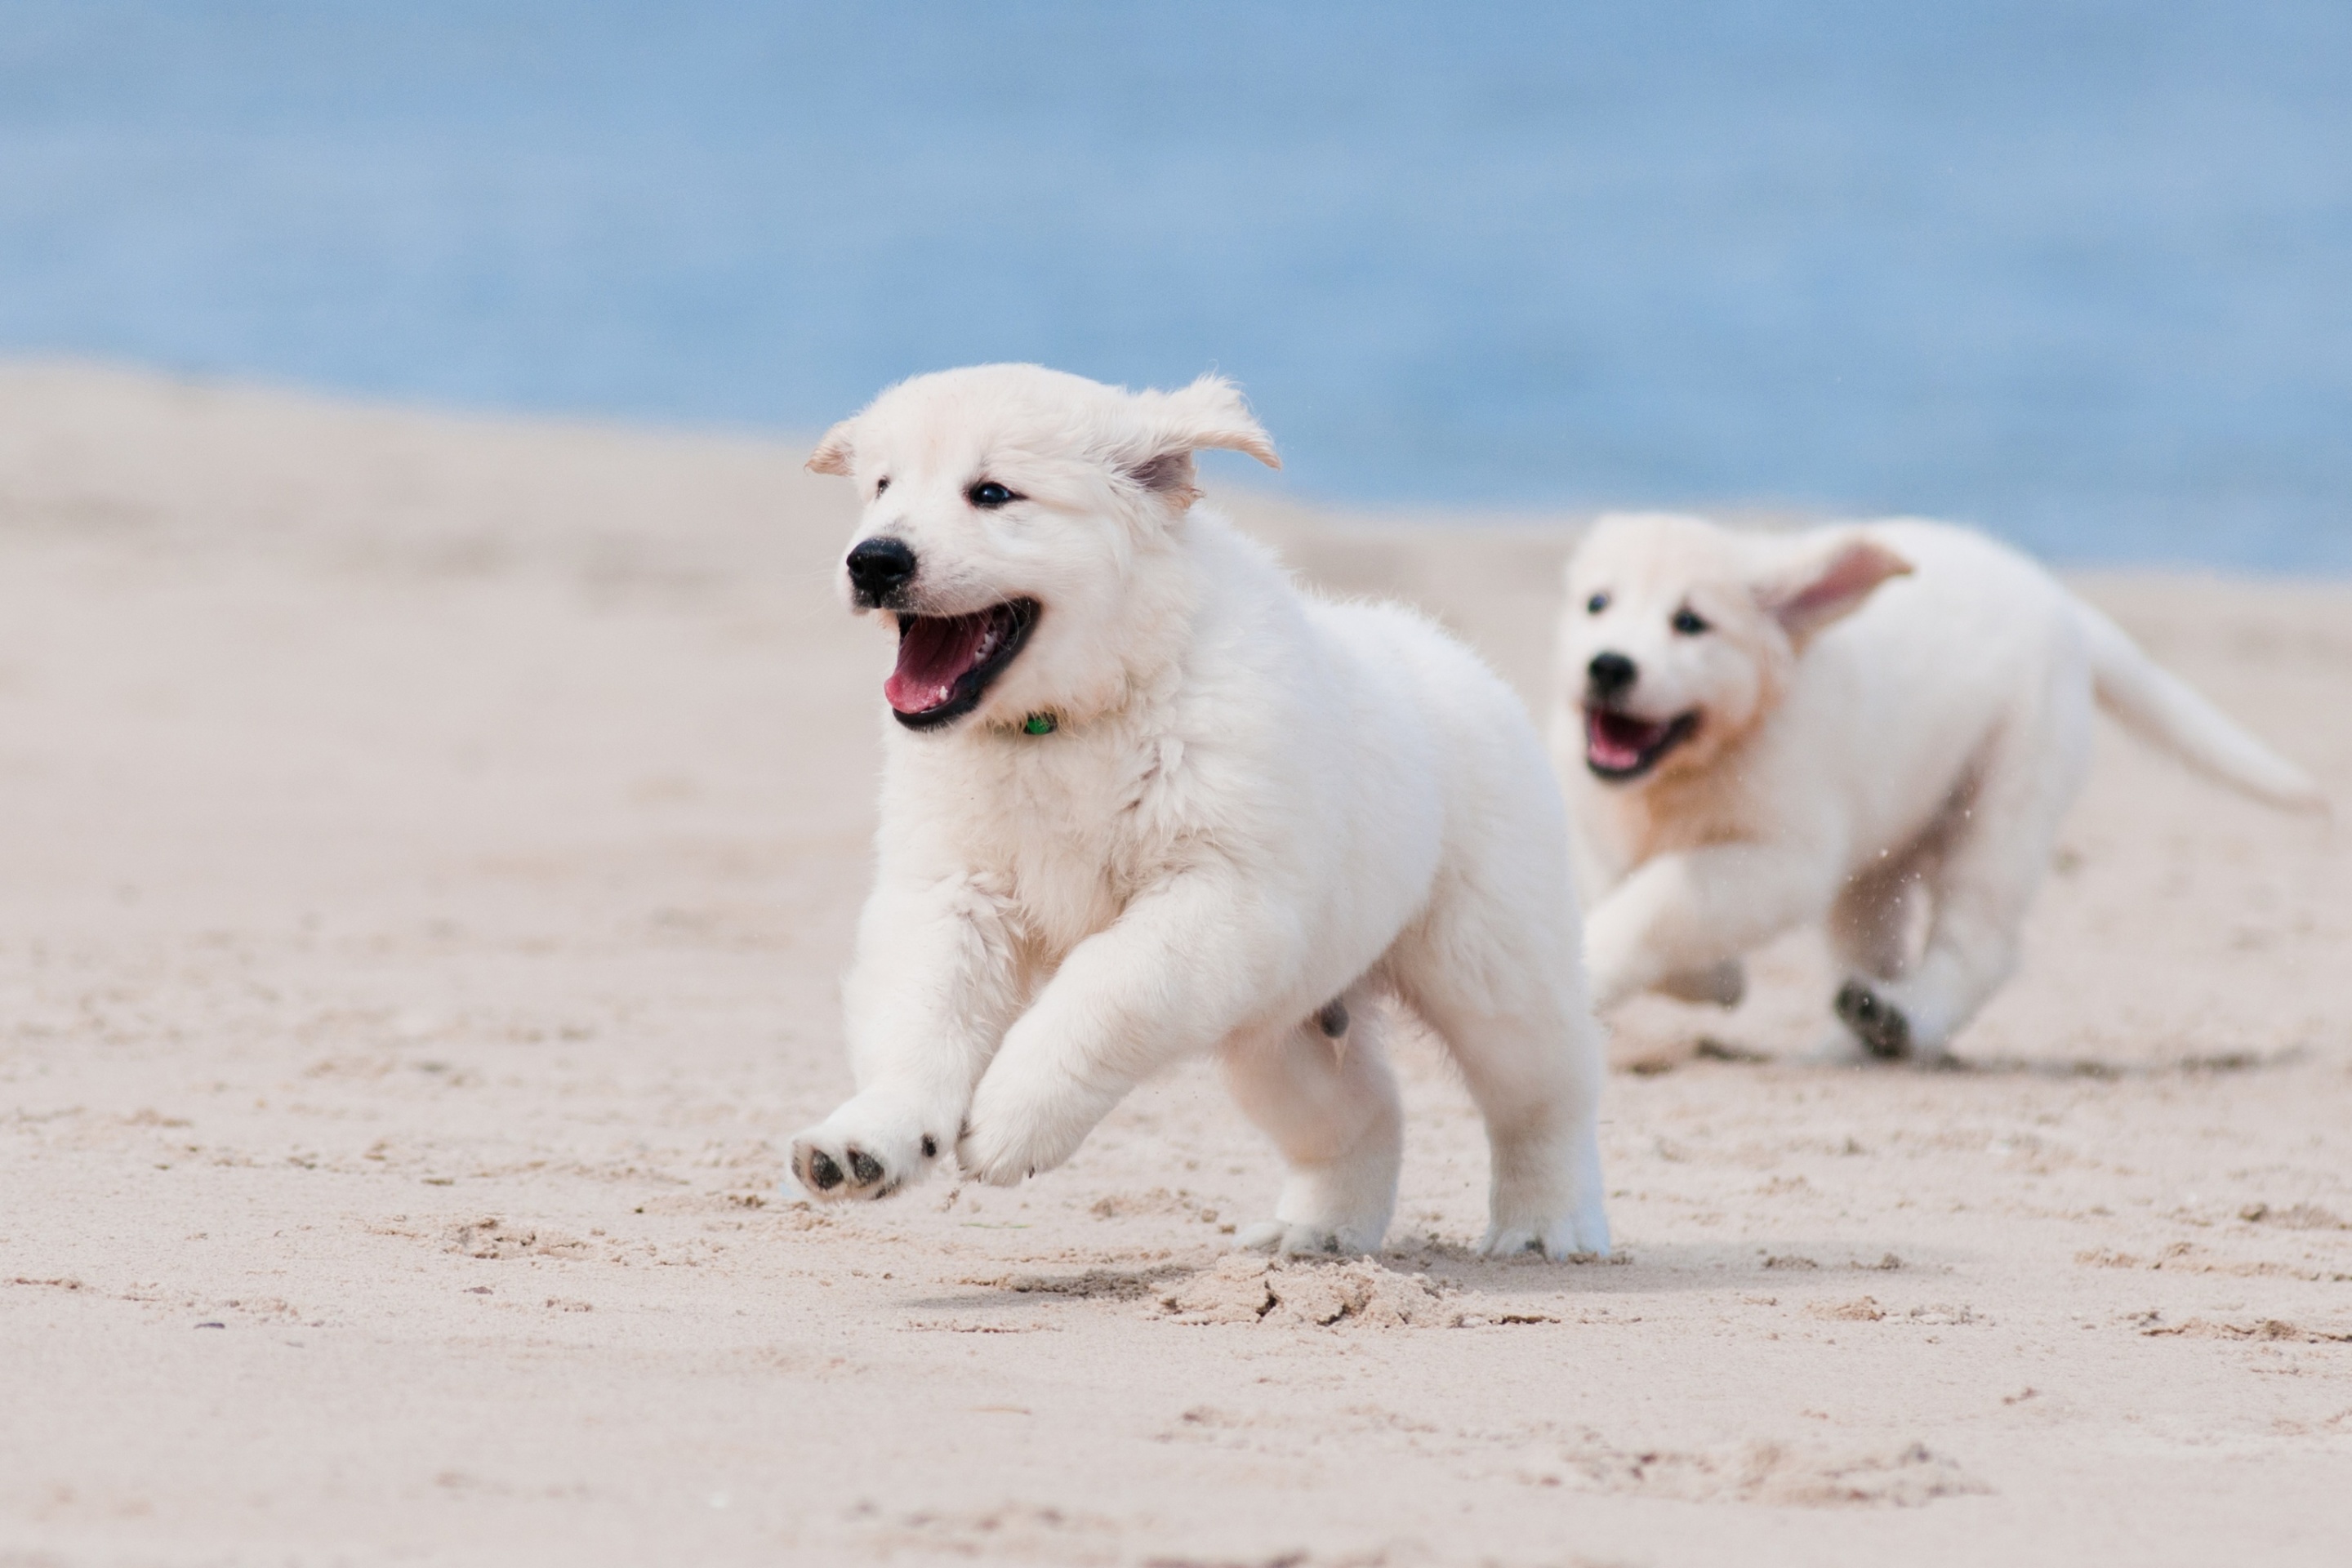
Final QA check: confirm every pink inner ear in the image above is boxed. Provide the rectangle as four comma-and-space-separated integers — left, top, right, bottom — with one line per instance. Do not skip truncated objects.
1771, 541, 1912, 635
1129, 451, 1195, 493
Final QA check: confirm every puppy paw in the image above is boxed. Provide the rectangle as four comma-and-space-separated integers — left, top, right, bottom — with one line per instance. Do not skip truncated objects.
1834, 980, 1911, 1060
787, 1099, 941, 1202
956, 1111, 1091, 1187
1235, 1219, 1372, 1258
954, 1120, 1040, 1188
1480, 1203, 1611, 1263
788, 1131, 900, 1200
956, 1045, 1126, 1187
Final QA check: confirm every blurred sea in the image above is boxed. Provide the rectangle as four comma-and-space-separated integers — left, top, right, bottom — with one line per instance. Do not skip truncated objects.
2, 1, 2347, 566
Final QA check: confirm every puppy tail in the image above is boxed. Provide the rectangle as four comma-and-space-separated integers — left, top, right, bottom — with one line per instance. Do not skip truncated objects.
2073, 598, 2328, 813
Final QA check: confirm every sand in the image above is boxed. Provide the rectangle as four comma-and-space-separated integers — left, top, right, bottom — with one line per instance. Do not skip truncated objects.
2, 362, 2347, 1568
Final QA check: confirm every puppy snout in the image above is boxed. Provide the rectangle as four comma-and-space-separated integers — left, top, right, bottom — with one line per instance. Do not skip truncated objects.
1587, 651, 1637, 700
844, 537, 918, 605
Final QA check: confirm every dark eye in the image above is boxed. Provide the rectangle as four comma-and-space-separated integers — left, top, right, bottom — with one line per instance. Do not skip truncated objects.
967, 480, 1020, 509
873, 476, 890, 497
1672, 607, 1710, 635
1586, 591, 1610, 615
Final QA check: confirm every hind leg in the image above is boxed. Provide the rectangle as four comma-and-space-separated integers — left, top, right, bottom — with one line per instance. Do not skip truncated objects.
1219, 989, 1402, 1257
1806, 851, 1928, 1062
1390, 891, 1610, 1259
1654, 958, 1746, 1009
1835, 841, 2035, 1062
1833, 702, 2091, 1061
1829, 852, 1927, 984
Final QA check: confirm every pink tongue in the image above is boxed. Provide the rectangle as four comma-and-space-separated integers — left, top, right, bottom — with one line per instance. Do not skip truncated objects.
1587, 710, 1664, 770
885, 614, 988, 714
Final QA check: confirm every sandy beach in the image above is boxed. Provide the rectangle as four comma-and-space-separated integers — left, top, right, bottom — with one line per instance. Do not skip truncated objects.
3, 362, 2348, 1567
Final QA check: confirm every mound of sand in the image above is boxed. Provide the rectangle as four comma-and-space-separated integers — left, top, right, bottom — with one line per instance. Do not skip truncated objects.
1157, 1254, 1463, 1327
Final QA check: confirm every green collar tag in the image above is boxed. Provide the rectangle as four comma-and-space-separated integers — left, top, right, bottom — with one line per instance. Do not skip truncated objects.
1022, 712, 1057, 736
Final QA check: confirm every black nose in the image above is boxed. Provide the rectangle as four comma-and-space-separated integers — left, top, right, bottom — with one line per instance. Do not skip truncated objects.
1588, 651, 1637, 698
844, 537, 917, 603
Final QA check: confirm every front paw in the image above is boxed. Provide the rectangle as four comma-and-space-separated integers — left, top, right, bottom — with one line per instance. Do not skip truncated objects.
788, 1099, 942, 1202
955, 1064, 1109, 1188
1582, 906, 1648, 1013
953, 1111, 1071, 1189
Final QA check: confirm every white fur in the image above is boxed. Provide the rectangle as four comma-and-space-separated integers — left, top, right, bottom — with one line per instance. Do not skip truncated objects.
1552, 512, 2325, 1062
788, 365, 1609, 1258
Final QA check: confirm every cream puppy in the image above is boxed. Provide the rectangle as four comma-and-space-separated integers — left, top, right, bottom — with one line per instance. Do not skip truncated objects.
1552, 512, 2324, 1062
788, 365, 1609, 1258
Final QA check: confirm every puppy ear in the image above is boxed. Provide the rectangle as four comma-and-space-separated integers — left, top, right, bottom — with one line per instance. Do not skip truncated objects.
1153, 375, 1281, 470
806, 420, 857, 476
1117, 376, 1280, 504
1756, 533, 1913, 644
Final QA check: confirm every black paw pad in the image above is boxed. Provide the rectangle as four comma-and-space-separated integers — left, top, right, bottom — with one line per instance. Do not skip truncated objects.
1835, 981, 1911, 1060
806, 1149, 844, 1191
848, 1148, 885, 1186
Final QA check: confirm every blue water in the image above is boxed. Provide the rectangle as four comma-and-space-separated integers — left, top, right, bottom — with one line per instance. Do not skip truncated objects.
4, 2, 2348, 567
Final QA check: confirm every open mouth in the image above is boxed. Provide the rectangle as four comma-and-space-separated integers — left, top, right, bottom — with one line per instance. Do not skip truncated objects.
884, 598, 1039, 730
1585, 706, 1699, 781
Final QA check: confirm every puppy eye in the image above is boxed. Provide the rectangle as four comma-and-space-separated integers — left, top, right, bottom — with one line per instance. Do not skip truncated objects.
873, 477, 890, 497
1672, 607, 1710, 635
967, 480, 1020, 509
1586, 592, 1610, 615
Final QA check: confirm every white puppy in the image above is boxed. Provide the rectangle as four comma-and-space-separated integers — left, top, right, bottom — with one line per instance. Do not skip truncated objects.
1552, 512, 2324, 1062
786, 365, 1609, 1258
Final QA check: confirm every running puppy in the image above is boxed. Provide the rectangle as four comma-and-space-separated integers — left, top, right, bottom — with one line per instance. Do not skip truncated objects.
1552, 512, 2324, 1062
789, 365, 1609, 1258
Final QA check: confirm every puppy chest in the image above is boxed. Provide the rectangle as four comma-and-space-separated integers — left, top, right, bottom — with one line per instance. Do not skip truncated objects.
997, 819, 1164, 953
1004, 803, 1198, 961
911, 728, 1193, 952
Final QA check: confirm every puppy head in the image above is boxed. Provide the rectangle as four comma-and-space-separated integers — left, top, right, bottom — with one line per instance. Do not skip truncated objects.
1559, 514, 1910, 785
808, 365, 1278, 732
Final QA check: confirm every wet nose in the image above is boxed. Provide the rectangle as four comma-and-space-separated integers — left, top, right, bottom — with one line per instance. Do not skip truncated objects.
1587, 651, 1637, 698
844, 537, 917, 603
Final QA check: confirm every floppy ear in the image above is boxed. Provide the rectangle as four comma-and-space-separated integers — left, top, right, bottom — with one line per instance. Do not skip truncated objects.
806, 420, 857, 477
1117, 375, 1281, 504
1152, 375, 1281, 469
1755, 533, 1913, 644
